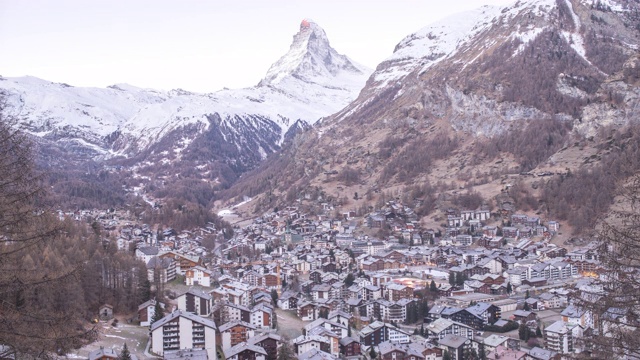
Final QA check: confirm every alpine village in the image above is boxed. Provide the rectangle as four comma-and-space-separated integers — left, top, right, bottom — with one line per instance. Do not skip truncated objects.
2, 1, 640, 360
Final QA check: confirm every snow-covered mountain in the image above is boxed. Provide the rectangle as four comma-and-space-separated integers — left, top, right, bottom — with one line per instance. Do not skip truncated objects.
330, 0, 640, 135
226, 0, 640, 214
0, 19, 371, 165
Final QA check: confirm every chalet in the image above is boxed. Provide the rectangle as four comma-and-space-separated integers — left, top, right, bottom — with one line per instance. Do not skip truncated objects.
465, 303, 500, 326
483, 226, 498, 238
247, 333, 282, 360
298, 301, 318, 321
502, 227, 519, 239
339, 337, 361, 358
312, 284, 332, 301
223, 342, 268, 360
437, 334, 470, 360
222, 303, 252, 324
138, 299, 160, 327
359, 321, 388, 347
99, 304, 114, 321
538, 292, 564, 309
177, 289, 212, 317
441, 303, 500, 330
261, 273, 280, 289
384, 283, 413, 301
218, 320, 256, 349
294, 335, 331, 356
512, 310, 537, 323
159, 251, 203, 275
482, 334, 509, 353
425, 318, 474, 340
378, 341, 426, 360
306, 326, 341, 356
301, 280, 315, 294
463, 280, 491, 294
449, 264, 489, 279
367, 214, 386, 229
185, 266, 213, 287
250, 303, 273, 329
362, 258, 385, 271
524, 297, 539, 310
321, 262, 337, 273
88, 347, 119, 360
309, 270, 324, 284
277, 291, 299, 310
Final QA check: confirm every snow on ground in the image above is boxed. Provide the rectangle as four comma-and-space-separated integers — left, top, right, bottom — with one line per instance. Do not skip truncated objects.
424, 269, 449, 278
0, 20, 372, 155
217, 196, 253, 217
372, 0, 557, 89
217, 209, 235, 217
580, 0, 625, 12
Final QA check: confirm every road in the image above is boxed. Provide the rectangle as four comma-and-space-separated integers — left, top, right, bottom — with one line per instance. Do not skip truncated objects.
275, 308, 309, 340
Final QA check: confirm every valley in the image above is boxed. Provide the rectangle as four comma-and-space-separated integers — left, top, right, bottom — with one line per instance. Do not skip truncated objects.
2, 0, 640, 359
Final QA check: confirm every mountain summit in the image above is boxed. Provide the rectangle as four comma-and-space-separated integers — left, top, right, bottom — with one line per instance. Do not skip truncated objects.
0, 19, 372, 198
259, 19, 368, 91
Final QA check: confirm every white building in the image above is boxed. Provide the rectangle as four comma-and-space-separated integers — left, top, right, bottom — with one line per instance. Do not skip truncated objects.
388, 326, 411, 344
544, 320, 582, 354
185, 266, 213, 287
150, 310, 217, 359
135, 246, 159, 265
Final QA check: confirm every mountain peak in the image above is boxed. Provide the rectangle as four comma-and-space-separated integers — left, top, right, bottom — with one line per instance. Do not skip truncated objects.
259, 19, 369, 88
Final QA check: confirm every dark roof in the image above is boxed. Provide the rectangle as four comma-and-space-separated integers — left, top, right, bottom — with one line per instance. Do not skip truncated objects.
150, 310, 216, 331
176, 288, 212, 301
137, 246, 159, 255
438, 334, 469, 348
163, 349, 208, 360
223, 342, 268, 358
339, 336, 359, 346
88, 348, 118, 360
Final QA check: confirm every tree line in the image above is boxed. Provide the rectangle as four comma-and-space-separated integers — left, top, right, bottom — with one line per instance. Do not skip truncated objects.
0, 103, 152, 358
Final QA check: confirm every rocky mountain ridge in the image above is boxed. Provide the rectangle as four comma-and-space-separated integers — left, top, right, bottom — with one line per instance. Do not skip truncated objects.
225, 0, 640, 231
0, 19, 370, 169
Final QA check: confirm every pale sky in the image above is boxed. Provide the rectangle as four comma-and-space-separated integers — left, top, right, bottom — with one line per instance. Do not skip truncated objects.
0, 0, 514, 93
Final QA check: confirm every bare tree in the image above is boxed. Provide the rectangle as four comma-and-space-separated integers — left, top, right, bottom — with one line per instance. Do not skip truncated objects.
574, 175, 640, 359
0, 96, 95, 358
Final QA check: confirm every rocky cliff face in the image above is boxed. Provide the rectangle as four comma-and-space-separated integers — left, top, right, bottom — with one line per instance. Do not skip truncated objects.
334, 0, 640, 136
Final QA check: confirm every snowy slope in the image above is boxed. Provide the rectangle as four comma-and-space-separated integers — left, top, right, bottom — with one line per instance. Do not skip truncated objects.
372, 0, 557, 89
0, 19, 371, 157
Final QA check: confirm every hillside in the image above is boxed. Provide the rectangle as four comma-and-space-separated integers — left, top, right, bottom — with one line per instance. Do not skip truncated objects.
0, 19, 371, 211
224, 0, 640, 234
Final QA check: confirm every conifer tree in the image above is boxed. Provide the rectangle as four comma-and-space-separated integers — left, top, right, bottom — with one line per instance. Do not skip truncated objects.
478, 343, 487, 360
119, 343, 132, 360
443, 350, 451, 360
151, 300, 164, 325
430, 280, 437, 292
